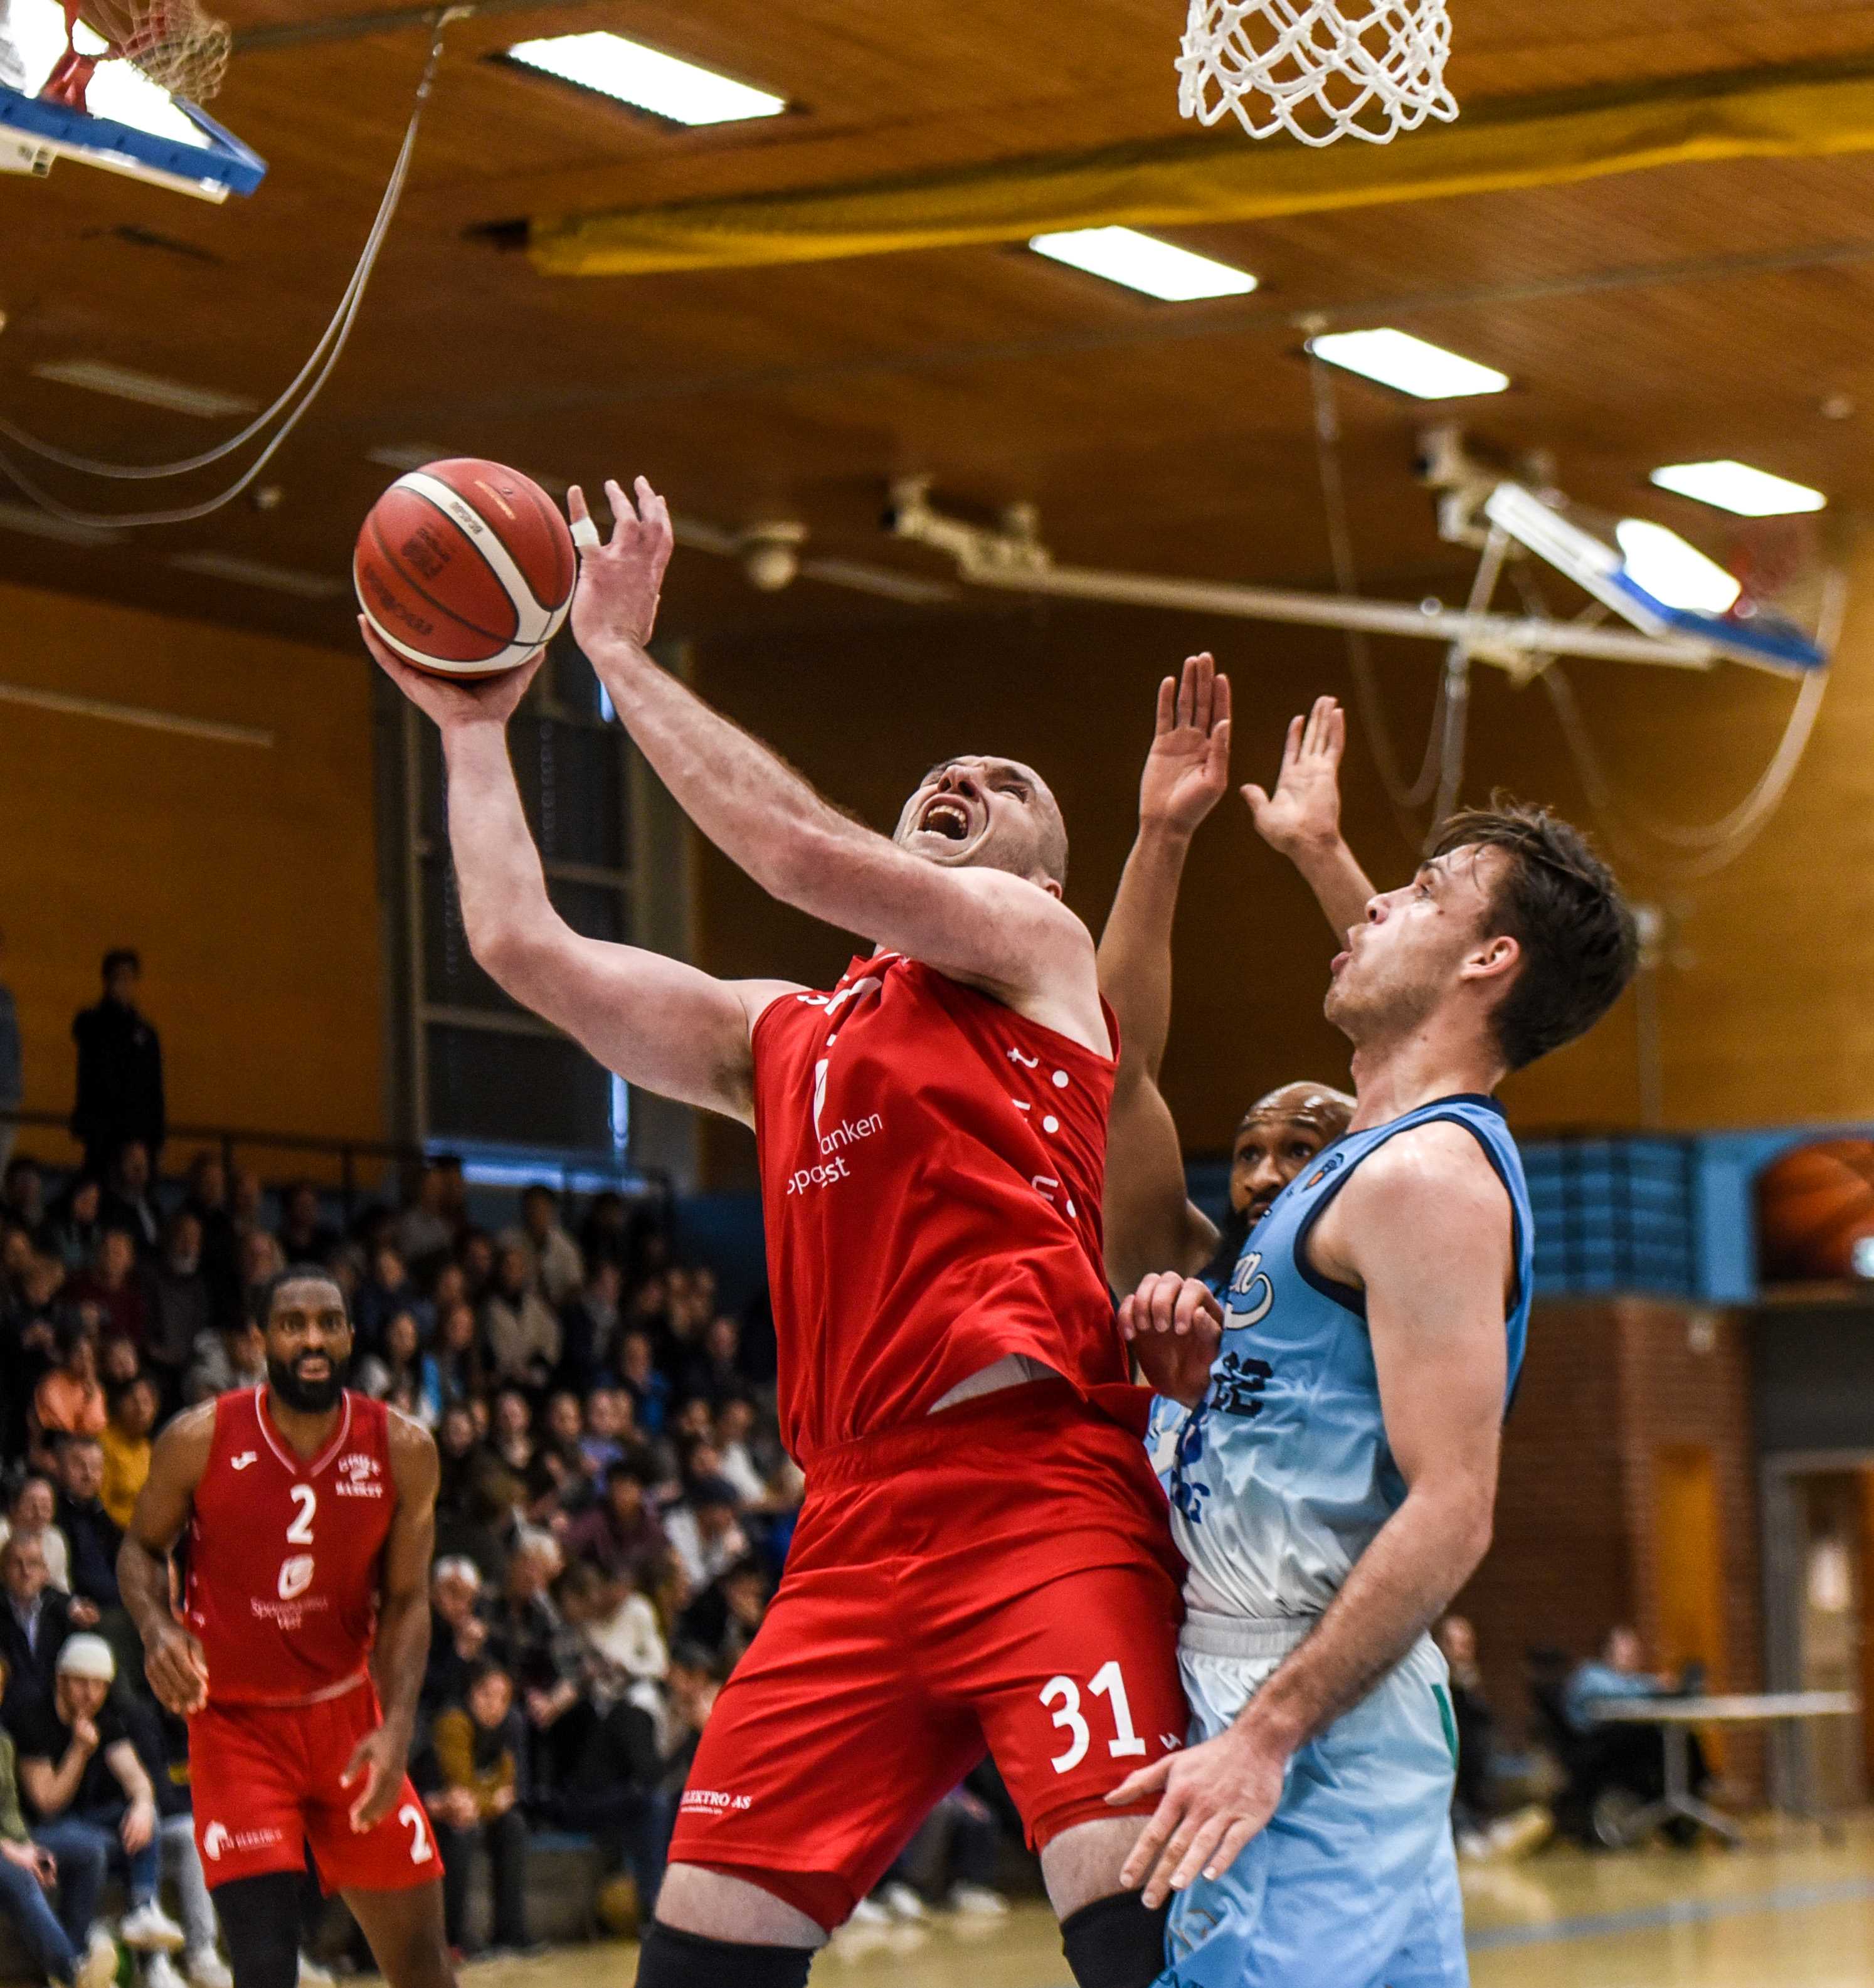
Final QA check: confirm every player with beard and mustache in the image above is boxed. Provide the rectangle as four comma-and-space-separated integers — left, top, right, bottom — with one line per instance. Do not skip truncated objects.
118, 1270, 453, 1988
1098, 655, 1353, 1304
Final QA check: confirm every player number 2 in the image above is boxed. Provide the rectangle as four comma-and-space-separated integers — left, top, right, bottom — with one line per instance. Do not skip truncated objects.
286, 1486, 317, 1545
1040, 1660, 1147, 1774
398, 1802, 431, 1864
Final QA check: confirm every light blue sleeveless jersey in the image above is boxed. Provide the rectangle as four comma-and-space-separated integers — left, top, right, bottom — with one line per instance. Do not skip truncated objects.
1150, 1093, 1533, 1621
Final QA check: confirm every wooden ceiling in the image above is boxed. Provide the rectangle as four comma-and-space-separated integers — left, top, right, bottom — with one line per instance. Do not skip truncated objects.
9, 1, 1874, 652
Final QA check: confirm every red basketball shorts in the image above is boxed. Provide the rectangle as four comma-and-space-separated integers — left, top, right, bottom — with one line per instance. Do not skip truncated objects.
189, 1678, 443, 1894
667, 1379, 1187, 1927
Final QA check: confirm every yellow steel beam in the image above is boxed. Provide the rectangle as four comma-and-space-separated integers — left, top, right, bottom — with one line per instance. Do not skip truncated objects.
530, 57, 1874, 278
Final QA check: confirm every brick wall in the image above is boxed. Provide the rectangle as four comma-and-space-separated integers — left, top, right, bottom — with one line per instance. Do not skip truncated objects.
1456, 1296, 1765, 1800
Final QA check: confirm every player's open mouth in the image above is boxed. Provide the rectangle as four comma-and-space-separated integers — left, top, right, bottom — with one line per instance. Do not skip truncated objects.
919, 796, 974, 841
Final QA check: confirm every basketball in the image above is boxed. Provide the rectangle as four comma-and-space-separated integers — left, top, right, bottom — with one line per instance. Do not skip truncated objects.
1756, 1139, 1874, 1281
353, 458, 578, 678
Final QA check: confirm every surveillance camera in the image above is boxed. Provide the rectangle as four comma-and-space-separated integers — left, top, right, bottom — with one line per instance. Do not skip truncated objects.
739, 521, 808, 593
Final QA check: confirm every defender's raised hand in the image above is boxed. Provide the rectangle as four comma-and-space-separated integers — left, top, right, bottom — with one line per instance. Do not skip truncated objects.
568, 476, 674, 655
1243, 695, 1345, 859
1139, 653, 1232, 838
1119, 1271, 1222, 1407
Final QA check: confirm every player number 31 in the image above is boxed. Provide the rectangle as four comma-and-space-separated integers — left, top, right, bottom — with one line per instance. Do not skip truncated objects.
1040, 1661, 1146, 1774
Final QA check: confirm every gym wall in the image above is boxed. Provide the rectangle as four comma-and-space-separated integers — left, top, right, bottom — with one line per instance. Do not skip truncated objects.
0, 577, 388, 1163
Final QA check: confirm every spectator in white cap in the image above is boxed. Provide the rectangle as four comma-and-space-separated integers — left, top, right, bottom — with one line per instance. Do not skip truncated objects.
14, 1636, 186, 1965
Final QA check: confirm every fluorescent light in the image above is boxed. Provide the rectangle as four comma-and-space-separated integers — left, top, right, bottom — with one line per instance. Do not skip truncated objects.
33, 360, 257, 418
7, 0, 203, 145
1649, 459, 1826, 517
503, 32, 785, 125
1615, 519, 1741, 615
1306, 328, 1510, 399
169, 553, 346, 600
1028, 227, 1257, 301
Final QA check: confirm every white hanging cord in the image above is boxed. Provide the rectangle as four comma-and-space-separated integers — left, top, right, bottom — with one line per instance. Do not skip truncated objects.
1425, 521, 1511, 835
0, 11, 461, 524
1306, 350, 1452, 842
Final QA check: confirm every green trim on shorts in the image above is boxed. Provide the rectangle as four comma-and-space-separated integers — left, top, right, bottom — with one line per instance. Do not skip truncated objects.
1432, 1683, 1459, 1769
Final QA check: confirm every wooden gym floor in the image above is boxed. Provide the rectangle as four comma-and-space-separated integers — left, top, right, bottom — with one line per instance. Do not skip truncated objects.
458, 1814, 1874, 1987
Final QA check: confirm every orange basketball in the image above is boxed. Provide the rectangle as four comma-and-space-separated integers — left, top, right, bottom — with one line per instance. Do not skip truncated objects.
354, 458, 576, 678
1756, 1139, 1874, 1281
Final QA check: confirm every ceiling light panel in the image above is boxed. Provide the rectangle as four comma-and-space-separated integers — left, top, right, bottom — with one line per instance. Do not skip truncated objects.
1027, 227, 1258, 300
1614, 519, 1741, 615
1306, 328, 1510, 399
503, 33, 785, 125
1649, 460, 1826, 517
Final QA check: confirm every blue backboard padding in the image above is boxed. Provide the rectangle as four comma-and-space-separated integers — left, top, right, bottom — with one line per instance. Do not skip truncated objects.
1609, 572, 1828, 672
0, 82, 266, 193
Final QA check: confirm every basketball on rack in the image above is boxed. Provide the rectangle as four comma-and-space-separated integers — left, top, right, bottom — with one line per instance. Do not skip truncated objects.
354, 458, 577, 678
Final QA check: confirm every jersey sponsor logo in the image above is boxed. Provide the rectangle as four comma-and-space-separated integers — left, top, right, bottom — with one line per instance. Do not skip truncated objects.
786, 1155, 851, 1196
250, 1593, 331, 1629
1227, 1249, 1274, 1326
335, 1454, 385, 1498
277, 1555, 315, 1600
818, 1111, 882, 1158
679, 1788, 753, 1815
1303, 1151, 1349, 1191
230, 1453, 258, 1472
201, 1821, 285, 1863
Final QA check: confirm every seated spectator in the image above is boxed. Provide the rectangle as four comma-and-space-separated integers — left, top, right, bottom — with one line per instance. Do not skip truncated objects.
232, 1231, 284, 1305
679, 1314, 746, 1408
4, 1155, 46, 1239
578, 1385, 634, 1479
617, 1330, 670, 1437
420, 1663, 531, 1957
577, 1191, 633, 1275
393, 1165, 457, 1280
1562, 1625, 1711, 1843
98, 1378, 158, 1533
423, 1559, 489, 1720
33, 1325, 107, 1457
0, 1651, 118, 1988
15, 1636, 185, 1958
97, 1338, 141, 1393
98, 1146, 159, 1261
555, 1562, 667, 1697
565, 1456, 672, 1595
178, 1158, 240, 1333
41, 1183, 103, 1281
529, 1393, 594, 1515
482, 1247, 558, 1391
0, 1536, 95, 1726
1432, 1615, 1551, 1863
0, 1479, 72, 1597
3, 1260, 64, 1461
118, 1698, 228, 1988
50, 1439, 122, 1614
183, 1319, 266, 1408
277, 1183, 340, 1269
354, 1244, 420, 1355
713, 1397, 772, 1509
433, 1407, 519, 1575
425, 1302, 487, 1416
662, 1479, 748, 1595
555, 1261, 621, 1396
488, 1392, 534, 1481
355, 1312, 433, 1422
458, 1230, 496, 1307
142, 1216, 211, 1412
674, 1555, 770, 1674
502, 1187, 584, 1309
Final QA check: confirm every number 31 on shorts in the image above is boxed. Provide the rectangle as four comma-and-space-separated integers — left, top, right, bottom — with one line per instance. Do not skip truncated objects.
1040, 1661, 1147, 1774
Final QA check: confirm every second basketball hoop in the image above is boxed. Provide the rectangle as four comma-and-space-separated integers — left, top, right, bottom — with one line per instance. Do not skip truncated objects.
1177, 0, 1458, 148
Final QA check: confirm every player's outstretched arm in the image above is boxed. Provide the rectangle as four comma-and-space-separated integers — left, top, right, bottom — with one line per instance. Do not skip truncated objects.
1244, 697, 1378, 942
120, 1402, 215, 1716
564, 479, 1100, 1033
1108, 1124, 1509, 1906
1099, 656, 1231, 1286
345, 1412, 440, 1833
363, 629, 795, 1125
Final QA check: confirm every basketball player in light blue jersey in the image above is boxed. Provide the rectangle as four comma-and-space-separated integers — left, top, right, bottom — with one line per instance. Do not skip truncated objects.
1100, 660, 1638, 1988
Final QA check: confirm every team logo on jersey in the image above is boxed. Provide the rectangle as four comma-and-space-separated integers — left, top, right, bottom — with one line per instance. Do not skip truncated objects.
336, 1454, 385, 1498
201, 1822, 283, 1863
278, 1555, 315, 1600
1304, 1153, 1349, 1191
230, 1453, 258, 1472
1226, 1249, 1274, 1326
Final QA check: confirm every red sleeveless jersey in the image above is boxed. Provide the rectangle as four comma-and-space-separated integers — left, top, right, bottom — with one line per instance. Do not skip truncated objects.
184, 1388, 395, 1707
751, 951, 1129, 1462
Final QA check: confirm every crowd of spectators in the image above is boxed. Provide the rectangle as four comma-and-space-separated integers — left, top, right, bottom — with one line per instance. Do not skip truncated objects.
0, 1136, 863, 1973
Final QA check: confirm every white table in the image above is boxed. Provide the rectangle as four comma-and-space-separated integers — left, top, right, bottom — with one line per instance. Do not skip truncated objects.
1584, 1691, 1860, 1846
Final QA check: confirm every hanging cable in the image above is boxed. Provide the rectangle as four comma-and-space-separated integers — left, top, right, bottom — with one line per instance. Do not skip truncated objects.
0, 10, 460, 524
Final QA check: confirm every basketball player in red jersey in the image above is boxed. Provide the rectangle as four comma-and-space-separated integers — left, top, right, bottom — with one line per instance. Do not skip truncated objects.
117, 1269, 452, 1988
362, 478, 1215, 1988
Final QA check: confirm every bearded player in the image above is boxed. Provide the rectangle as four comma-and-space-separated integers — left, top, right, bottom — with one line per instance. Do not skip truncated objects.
118, 1271, 451, 1988
363, 476, 1209, 1988
1103, 686, 1637, 1987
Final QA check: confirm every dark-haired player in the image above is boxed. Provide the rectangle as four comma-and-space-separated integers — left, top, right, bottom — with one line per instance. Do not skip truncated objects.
1103, 680, 1638, 1988
119, 1271, 452, 1988
366, 478, 1208, 1988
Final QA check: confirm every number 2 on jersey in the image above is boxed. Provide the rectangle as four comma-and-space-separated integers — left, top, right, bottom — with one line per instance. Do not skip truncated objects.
1040, 1660, 1146, 1774
287, 1485, 317, 1545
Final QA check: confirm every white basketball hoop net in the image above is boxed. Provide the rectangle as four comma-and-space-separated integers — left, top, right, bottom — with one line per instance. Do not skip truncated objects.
1178, 0, 1458, 147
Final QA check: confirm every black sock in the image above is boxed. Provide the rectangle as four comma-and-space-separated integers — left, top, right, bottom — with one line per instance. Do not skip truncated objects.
1061, 1889, 1172, 1988
634, 1921, 814, 1988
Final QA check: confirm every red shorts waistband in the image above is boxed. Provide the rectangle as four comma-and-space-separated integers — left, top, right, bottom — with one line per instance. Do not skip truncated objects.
805, 1377, 1113, 1489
